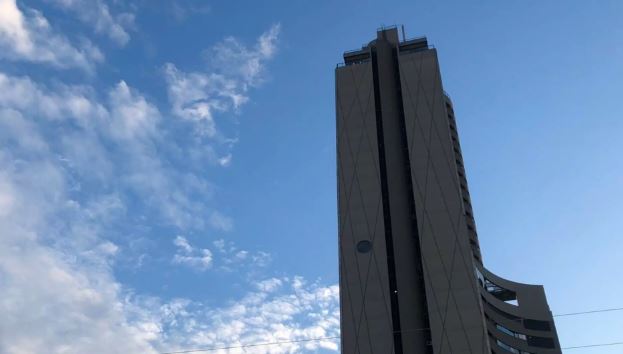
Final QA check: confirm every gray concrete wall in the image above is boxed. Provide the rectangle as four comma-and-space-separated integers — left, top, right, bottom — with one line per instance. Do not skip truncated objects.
398, 48, 489, 354
337, 60, 395, 354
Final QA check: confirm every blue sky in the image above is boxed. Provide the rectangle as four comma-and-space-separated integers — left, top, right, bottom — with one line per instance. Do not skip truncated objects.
0, 0, 621, 353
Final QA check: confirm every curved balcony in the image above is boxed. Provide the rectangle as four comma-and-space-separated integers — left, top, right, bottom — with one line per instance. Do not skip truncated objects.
475, 265, 561, 353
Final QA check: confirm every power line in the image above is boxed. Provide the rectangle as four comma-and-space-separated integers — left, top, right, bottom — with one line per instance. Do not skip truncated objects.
554, 307, 623, 317
160, 327, 434, 354
161, 338, 623, 354
562, 342, 623, 350
158, 306, 623, 354
160, 336, 340, 354
160, 327, 436, 354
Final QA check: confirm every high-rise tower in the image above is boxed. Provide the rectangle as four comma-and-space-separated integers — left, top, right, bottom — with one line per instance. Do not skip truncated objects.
336, 27, 561, 354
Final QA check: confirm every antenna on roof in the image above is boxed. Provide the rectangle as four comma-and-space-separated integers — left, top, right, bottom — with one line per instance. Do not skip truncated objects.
401, 25, 406, 42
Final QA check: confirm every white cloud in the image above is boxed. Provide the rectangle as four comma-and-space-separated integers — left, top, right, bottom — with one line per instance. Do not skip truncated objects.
0, 72, 107, 124
0, 137, 159, 353
108, 81, 160, 140
163, 24, 280, 138
210, 238, 272, 271
168, 0, 210, 22
251, 251, 272, 268
217, 153, 232, 167
0, 175, 337, 353
212, 238, 226, 252
256, 277, 283, 293
209, 210, 234, 232
0, 108, 49, 153
163, 63, 235, 138
173, 235, 194, 253
172, 235, 213, 271
235, 250, 249, 261
46, 0, 134, 46
0, 22, 323, 354
0, 0, 103, 71
177, 237, 272, 272
0, 71, 226, 352
0, 71, 213, 230
207, 23, 280, 88
149, 277, 340, 354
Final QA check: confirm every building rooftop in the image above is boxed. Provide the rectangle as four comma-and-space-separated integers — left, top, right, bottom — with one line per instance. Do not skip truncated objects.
342, 27, 430, 66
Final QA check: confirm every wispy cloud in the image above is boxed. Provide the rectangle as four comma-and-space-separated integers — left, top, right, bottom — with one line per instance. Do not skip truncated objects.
212, 238, 272, 270
206, 23, 281, 88
168, 0, 211, 22
0, 0, 103, 71
208, 210, 234, 232
0, 71, 217, 230
163, 24, 281, 140
45, 0, 135, 46
171, 237, 271, 272
172, 235, 213, 271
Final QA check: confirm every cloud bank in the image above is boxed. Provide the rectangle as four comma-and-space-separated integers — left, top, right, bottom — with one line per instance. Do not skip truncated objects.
0, 13, 339, 353
0, 68, 339, 353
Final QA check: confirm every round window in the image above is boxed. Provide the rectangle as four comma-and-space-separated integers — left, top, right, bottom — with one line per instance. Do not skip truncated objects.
356, 240, 372, 253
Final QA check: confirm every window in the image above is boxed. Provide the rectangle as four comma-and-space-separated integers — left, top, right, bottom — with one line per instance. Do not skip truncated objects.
527, 336, 556, 349
475, 268, 486, 288
474, 268, 518, 305
496, 339, 519, 354
523, 319, 551, 331
496, 339, 533, 354
482, 296, 520, 321
496, 324, 527, 341
356, 240, 372, 253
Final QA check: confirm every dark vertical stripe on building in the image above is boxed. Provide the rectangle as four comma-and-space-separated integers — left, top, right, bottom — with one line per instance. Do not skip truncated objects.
392, 47, 433, 352
371, 48, 403, 354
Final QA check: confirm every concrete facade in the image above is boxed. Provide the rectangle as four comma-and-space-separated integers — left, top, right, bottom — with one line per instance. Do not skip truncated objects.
336, 28, 561, 354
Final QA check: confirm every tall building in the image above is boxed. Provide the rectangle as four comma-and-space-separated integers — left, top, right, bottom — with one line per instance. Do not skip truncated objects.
336, 27, 561, 354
